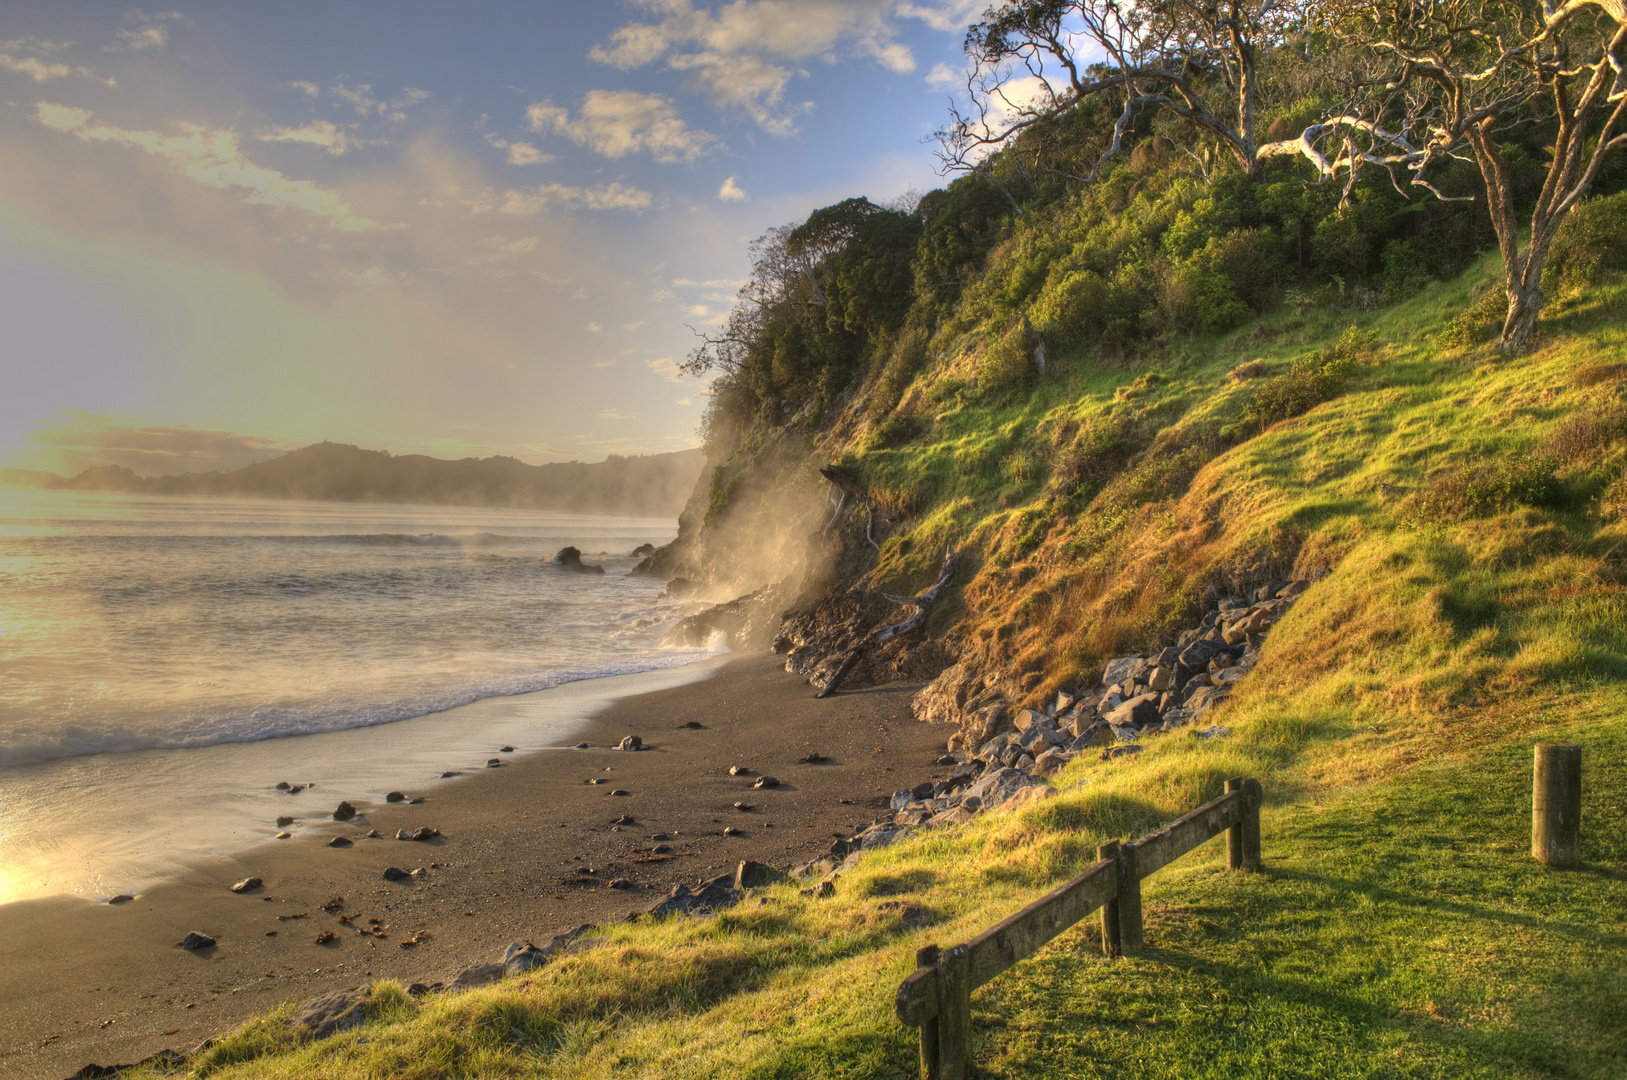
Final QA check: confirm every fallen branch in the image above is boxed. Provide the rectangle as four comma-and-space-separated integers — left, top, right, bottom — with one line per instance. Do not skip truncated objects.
815, 546, 958, 699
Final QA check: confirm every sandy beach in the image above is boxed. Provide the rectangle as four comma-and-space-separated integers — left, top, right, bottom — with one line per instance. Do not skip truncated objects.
0, 655, 947, 1080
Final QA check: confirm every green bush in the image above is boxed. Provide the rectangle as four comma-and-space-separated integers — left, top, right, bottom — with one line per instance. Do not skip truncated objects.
1440, 284, 1509, 347
1543, 191, 1627, 295
1410, 454, 1567, 520
1032, 269, 1111, 344
979, 321, 1035, 397
1236, 327, 1376, 432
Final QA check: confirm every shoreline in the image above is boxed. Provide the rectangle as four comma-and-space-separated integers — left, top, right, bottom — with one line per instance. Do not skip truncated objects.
0, 654, 948, 1080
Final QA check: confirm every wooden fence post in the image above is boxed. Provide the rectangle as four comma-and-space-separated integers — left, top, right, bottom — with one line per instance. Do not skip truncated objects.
936, 943, 973, 1080
1227, 778, 1263, 872
1532, 744, 1582, 868
1115, 841, 1144, 956
1097, 840, 1121, 958
915, 945, 941, 1080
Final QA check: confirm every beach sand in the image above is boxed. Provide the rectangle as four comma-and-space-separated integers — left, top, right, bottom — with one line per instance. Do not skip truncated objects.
0, 655, 947, 1080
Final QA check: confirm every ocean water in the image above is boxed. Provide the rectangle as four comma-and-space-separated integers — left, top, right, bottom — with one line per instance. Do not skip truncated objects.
0, 490, 724, 902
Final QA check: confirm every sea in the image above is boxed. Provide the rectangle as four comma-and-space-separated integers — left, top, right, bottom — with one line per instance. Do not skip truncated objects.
0, 490, 726, 904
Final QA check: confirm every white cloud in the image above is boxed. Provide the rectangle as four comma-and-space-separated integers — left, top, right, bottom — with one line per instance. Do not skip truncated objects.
115, 25, 168, 50
925, 61, 959, 89
623, 320, 645, 331
35, 102, 379, 232
895, 0, 986, 32
497, 181, 653, 214
593, 358, 617, 368
587, 321, 604, 333
717, 175, 746, 202
590, 0, 920, 134
289, 80, 320, 98
646, 356, 686, 382
599, 408, 637, 420
255, 120, 353, 155
505, 140, 546, 165
0, 53, 115, 86
526, 90, 717, 164
331, 82, 382, 116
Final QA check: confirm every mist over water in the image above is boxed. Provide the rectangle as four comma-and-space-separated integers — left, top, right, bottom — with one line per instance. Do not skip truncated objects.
0, 491, 725, 901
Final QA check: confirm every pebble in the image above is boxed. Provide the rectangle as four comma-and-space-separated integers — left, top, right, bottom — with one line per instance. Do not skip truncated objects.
573, 742, 589, 749
608, 878, 632, 889
231, 877, 262, 893
728, 765, 752, 776
107, 894, 134, 905
275, 782, 291, 791
327, 836, 353, 848
680, 721, 704, 729
653, 843, 672, 854
386, 792, 406, 803
752, 776, 780, 789
275, 831, 291, 839
276, 816, 294, 827
722, 826, 743, 836
500, 745, 515, 753
588, 777, 609, 785
612, 814, 637, 826
332, 801, 357, 822
609, 789, 630, 797
176, 931, 216, 950
733, 801, 755, 811
382, 867, 410, 882
798, 752, 826, 764
485, 759, 503, 768
441, 771, 461, 778
650, 833, 671, 841
618, 735, 643, 751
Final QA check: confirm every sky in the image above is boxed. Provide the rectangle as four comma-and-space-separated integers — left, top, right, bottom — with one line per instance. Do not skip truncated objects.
0, 0, 989, 476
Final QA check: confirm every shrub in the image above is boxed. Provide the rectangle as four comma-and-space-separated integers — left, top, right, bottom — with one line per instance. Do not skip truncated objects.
1235, 327, 1376, 432
1543, 191, 1627, 295
979, 321, 1035, 397
1032, 269, 1111, 344
1409, 455, 1566, 520
1440, 284, 1509, 347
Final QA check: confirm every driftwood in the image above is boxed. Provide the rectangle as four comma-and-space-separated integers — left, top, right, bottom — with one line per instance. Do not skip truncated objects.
815, 546, 958, 699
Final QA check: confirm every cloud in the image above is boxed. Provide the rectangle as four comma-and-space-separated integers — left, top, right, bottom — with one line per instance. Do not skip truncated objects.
0, 53, 116, 86
623, 320, 645, 331
895, 0, 986, 32
645, 356, 686, 382
331, 82, 383, 115
289, 80, 320, 98
717, 175, 746, 202
496, 181, 652, 214
505, 140, 546, 165
925, 61, 959, 89
599, 408, 636, 420
590, 0, 919, 133
115, 25, 168, 49
587, 321, 604, 333
255, 120, 353, 155
35, 102, 379, 231
526, 90, 717, 164
23, 412, 293, 477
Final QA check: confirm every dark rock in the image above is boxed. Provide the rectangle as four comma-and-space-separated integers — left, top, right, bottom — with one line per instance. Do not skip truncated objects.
176, 931, 216, 950
612, 814, 637, 826
287, 986, 369, 1039
752, 776, 780, 789
608, 877, 632, 889
1100, 745, 1143, 761
276, 816, 294, 827
640, 874, 739, 918
106, 895, 134, 905
732, 801, 754, 811
381, 867, 410, 882
486, 759, 503, 768
287, 785, 304, 794
618, 735, 643, 751
1100, 656, 1149, 691
798, 752, 826, 764
554, 546, 605, 574
1104, 693, 1161, 728
650, 833, 671, 841
275, 781, 291, 791
629, 542, 656, 557
314, 930, 337, 945
735, 861, 786, 889
385, 791, 406, 803
67, 1050, 187, 1079
332, 801, 357, 822
653, 843, 672, 854
327, 836, 352, 848
504, 941, 552, 975
660, 576, 698, 597
609, 789, 630, 797
573, 742, 589, 749
500, 745, 515, 753
231, 877, 262, 893
722, 825, 743, 836
448, 963, 505, 990
681, 721, 704, 729
441, 771, 461, 778
729, 764, 752, 776
935, 754, 958, 766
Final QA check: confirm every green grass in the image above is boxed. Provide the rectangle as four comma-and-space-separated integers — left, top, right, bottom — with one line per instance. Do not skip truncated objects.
124, 257, 1627, 1079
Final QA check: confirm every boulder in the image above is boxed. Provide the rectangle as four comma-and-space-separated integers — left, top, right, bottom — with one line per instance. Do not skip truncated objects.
1104, 693, 1161, 728
1013, 708, 1048, 733
554, 546, 605, 574
385, 791, 406, 803
503, 941, 552, 975
447, 963, 505, 991
1186, 685, 1231, 717
1278, 580, 1310, 599
997, 783, 1058, 815
1031, 747, 1070, 778
857, 823, 910, 849
618, 735, 643, 751
1068, 723, 1112, 750
1148, 666, 1176, 692
332, 801, 357, 822
641, 874, 739, 918
978, 732, 1019, 758
287, 987, 370, 1040
1177, 638, 1224, 672
965, 766, 1047, 810
1019, 725, 1064, 754
1100, 656, 1149, 690
1054, 690, 1076, 713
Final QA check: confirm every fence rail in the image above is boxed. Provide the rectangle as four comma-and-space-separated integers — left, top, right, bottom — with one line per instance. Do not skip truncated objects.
895, 777, 1263, 1080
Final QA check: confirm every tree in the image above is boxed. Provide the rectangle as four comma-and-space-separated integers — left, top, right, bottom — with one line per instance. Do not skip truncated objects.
1342, 0, 1627, 351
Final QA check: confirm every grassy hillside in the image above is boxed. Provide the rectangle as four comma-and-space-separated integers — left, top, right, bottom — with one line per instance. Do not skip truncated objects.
126, 256, 1627, 1079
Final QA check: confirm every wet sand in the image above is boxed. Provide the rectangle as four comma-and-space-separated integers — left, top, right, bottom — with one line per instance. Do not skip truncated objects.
0, 655, 947, 1080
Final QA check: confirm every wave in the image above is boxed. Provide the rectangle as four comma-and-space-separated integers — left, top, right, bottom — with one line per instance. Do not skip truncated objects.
324, 532, 537, 547
0, 646, 729, 769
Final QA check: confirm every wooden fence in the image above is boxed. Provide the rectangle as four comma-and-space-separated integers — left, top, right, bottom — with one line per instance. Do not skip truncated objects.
895, 777, 1264, 1080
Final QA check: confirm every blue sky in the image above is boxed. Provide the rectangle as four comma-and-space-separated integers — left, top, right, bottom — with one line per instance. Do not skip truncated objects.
0, 1, 985, 474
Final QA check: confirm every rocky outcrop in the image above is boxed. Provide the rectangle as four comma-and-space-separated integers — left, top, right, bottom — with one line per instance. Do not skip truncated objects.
554, 547, 605, 574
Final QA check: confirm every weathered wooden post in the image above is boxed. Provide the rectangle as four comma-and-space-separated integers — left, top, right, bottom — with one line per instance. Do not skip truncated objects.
1226, 778, 1263, 872
915, 945, 941, 1079
936, 944, 973, 1080
1114, 841, 1144, 956
1097, 840, 1122, 958
1532, 744, 1582, 867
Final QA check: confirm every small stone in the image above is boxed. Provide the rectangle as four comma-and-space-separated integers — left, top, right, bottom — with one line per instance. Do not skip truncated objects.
275, 831, 291, 839
935, 754, 957, 766
364, 830, 379, 838
382, 867, 410, 881
618, 735, 643, 751
610, 789, 630, 797
573, 742, 589, 749
728, 764, 751, 776
275, 781, 291, 791
732, 801, 755, 811
798, 752, 825, 764
287, 784, 304, 794
612, 815, 637, 826
231, 877, 262, 893
441, 771, 461, 778
275, 816, 294, 827
327, 836, 352, 848
177, 931, 216, 950
485, 759, 503, 768
650, 833, 671, 841
589, 777, 609, 785
752, 776, 780, 789
314, 931, 337, 945
500, 745, 515, 753
332, 801, 357, 822
608, 878, 632, 890
722, 826, 743, 836
107, 894, 134, 905
681, 721, 704, 729
385, 792, 406, 803
653, 843, 672, 854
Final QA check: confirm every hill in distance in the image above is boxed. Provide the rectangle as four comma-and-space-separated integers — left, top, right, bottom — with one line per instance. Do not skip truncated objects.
10, 442, 705, 518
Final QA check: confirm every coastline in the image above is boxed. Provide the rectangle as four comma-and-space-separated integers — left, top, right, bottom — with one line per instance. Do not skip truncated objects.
0, 654, 947, 1080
